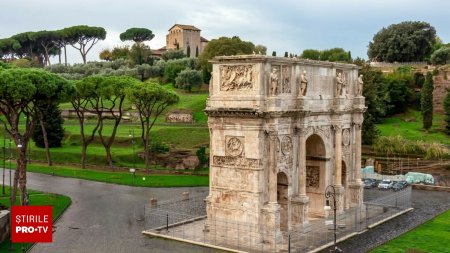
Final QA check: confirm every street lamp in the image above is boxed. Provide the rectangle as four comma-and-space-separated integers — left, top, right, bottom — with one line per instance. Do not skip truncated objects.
129, 129, 136, 170
324, 185, 342, 253
129, 168, 136, 186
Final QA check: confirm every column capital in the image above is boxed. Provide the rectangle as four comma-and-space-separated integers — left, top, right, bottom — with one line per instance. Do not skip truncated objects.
332, 124, 343, 131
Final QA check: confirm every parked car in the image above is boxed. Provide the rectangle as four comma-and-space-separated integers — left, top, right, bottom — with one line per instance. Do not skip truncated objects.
392, 181, 408, 191
363, 178, 378, 189
378, 179, 394, 190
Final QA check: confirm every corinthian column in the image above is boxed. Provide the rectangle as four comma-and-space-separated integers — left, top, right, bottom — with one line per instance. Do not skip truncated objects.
334, 125, 342, 186
268, 133, 278, 203
298, 129, 307, 196
354, 124, 362, 182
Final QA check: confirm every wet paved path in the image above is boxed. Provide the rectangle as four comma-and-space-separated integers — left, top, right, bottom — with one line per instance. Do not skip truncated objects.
11, 172, 219, 253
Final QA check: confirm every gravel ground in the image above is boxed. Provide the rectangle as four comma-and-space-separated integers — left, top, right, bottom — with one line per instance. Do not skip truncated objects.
320, 189, 450, 253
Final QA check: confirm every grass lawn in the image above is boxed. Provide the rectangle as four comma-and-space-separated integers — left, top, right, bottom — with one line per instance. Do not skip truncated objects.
371, 209, 450, 253
24, 164, 209, 187
0, 186, 71, 253
376, 110, 450, 146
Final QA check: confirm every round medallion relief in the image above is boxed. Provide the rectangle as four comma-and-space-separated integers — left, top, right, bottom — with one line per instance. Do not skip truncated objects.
227, 137, 244, 156
281, 136, 293, 155
342, 129, 350, 146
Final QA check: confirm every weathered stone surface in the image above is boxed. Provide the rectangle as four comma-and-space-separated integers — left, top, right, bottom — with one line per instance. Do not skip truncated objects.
0, 210, 10, 243
205, 55, 365, 247
165, 110, 194, 123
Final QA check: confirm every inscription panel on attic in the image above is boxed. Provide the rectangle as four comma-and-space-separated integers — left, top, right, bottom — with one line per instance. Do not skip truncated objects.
220, 65, 254, 91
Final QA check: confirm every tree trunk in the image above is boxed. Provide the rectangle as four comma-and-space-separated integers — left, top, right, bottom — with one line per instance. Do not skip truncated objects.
58, 50, 62, 64
39, 111, 52, 166
81, 143, 87, 169
64, 45, 67, 66
17, 147, 28, 205
105, 146, 113, 169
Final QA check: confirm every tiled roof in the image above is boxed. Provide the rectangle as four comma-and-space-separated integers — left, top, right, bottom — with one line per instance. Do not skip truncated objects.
200, 36, 209, 42
169, 24, 201, 31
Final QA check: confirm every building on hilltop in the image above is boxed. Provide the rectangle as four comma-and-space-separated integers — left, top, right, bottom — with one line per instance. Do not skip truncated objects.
166, 24, 208, 57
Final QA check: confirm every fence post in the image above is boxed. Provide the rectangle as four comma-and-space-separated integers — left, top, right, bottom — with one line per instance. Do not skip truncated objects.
288, 233, 291, 253
166, 213, 169, 232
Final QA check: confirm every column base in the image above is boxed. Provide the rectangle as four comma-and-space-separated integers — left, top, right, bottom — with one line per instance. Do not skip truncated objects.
348, 181, 364, 207
261, 203, 282, 249
333, 185, 345, 213
291, 195, 310, 226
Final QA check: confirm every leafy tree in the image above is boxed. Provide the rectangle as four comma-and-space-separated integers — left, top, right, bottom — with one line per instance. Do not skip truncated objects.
175, 69, 202, 91
111, 46, 130, 61
55, 29, 70, 66
272, 51, 276, 56
96, 76, 138, 169
11, 32, 38, 59
421, 72, 434, 131
30, 30, 60, 66
320, 48, 352, 62
99, 49, 112, 61
161, 49, 185, 61
32, 102, 65, 165
186, 45, 191, 57
255, 44, 267, 55
383, 71, 413, 116
164, 60, 187, 83
368, 21, 436, 62
359, 65, 386, 144
444, 90, 450, 135
301, 49, 320, 60
119, 28, 154, 43
126, 82, 179, 169
64, 25, 107, 64
129, 42, 152, 65
0, 38, 20, 60
430, 47, 450, 65
71, 76, 138, 169
199, 36, 255, 81
284, 51, 288, 57
0, 68, 74, 205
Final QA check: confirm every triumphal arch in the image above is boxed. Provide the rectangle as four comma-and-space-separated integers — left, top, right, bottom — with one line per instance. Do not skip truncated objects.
204, 55, 365, 246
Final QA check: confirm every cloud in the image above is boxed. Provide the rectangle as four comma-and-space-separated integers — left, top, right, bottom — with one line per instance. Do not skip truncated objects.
2, 0, 450, 63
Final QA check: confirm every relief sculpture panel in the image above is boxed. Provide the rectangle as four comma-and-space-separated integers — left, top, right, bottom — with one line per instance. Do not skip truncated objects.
226, 136, 244, 157
306, 166, 320, 188
220, 65, 254, 91
277, 136, 293, 166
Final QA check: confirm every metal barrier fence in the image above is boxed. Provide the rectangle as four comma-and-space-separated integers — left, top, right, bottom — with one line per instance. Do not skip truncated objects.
143, 187, 412, 253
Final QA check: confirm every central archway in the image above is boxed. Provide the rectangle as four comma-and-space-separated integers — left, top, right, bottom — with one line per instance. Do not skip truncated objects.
305, 134, 328, 216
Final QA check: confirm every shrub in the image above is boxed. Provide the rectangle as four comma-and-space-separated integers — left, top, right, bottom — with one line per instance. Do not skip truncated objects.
430, 47, 450, 65
175, 68, 202, 91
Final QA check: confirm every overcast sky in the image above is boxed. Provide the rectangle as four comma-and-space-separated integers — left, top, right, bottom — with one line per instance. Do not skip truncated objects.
2, 0, 449, 64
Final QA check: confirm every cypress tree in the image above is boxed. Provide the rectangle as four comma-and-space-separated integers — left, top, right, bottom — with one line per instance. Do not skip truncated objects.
186, 45, 191, 57
195, 46, 199, 57
421, 72, 434, 131
32, 102, 65, 148
272, 51, 276, 56
284, 51, 288, 57
444, 90, 450, 135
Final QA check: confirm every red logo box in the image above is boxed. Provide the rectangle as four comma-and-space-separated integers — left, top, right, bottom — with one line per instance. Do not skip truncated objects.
12, 206, 53, 243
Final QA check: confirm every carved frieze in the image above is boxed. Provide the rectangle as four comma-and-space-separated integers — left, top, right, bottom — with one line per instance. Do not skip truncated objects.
281, 66, 291, 93
226, 137, 244, 157
278, 135, 293, 165
342, 129, 350, 146
306, 166, 320, 188
220, 65, 254, 91
311, 125, 331, 139
212, 156, 260, 168
281, 136, 293, 155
